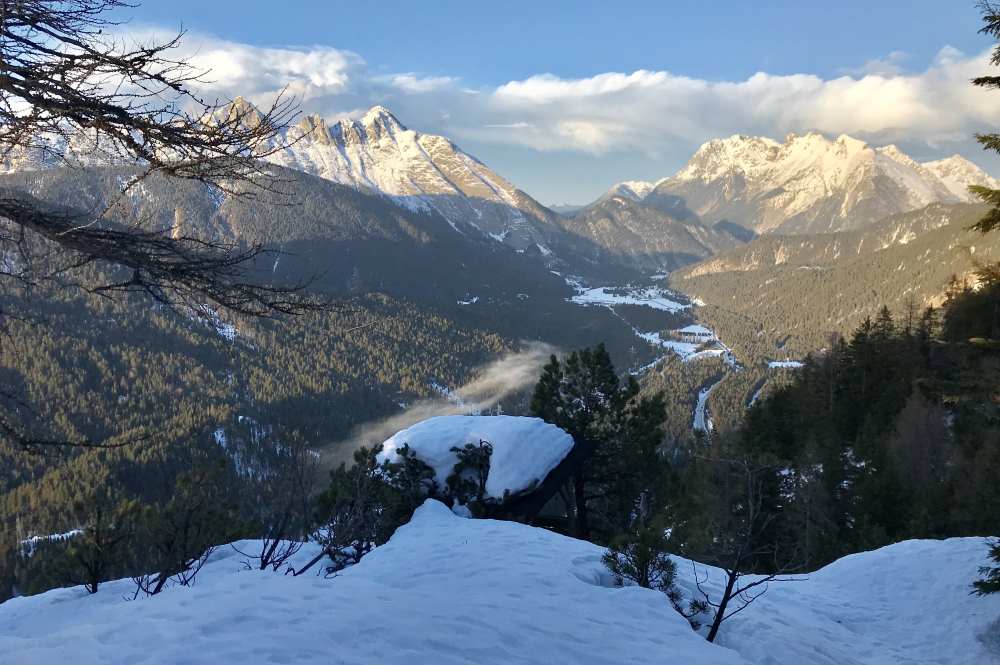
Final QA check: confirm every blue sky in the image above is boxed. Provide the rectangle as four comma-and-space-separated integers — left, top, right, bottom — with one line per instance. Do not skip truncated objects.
119, 1, 999, 204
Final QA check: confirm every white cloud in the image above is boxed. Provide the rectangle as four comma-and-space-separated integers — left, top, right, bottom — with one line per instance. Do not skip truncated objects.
384, 73, 459, 93
842, 50, 910, 77
483, 121, 534, 129
459, 47, 1000, 155
115, 28, 1000, 167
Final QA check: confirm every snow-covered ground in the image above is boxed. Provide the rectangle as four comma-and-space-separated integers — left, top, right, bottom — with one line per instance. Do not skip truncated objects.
768, 360, 804, 369
568, 284, 690, 313
19, 530, 83, 558
679, 537, 1000, 665
378, 415, 574, 499
3, 502, 997, 665
0, 501, 741, 665
693, 376, 725, 432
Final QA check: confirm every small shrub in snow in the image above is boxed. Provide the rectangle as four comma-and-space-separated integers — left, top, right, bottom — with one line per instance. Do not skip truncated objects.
445, 440, 497, 516
231, 429, 319, 573
603, 522, 706, 628
66, 496, 141, 594
305, 444, 439, 576
381, 443, 441, 505
975, 540, 1000, 596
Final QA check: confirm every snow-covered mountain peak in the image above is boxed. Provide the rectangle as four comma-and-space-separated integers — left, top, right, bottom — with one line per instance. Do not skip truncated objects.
676, 134, 781, 182
358, 105, 406, 138
361, 105, 403, 127
261, 105, 558, 248
603, 179, 660, 201
923, 154, 1000, 199
657, 131, 999, 233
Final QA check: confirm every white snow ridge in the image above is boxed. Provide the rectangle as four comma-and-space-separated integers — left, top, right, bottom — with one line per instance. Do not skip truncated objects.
2, 504, 997, 664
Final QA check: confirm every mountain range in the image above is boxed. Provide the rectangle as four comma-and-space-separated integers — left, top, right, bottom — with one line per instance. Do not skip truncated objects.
603, 132, 997, 236
7, 101, 997, 277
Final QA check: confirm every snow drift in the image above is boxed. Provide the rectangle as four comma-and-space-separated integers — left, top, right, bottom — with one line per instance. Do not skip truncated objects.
1, 501, 997, 664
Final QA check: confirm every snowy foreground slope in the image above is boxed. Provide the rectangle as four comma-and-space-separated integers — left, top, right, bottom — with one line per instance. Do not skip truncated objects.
2, 501, 998, 665
680, 537, 1000, 664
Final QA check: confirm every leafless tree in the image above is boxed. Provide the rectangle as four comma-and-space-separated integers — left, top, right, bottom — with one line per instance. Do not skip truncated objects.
292, 446, 388, 578
231, 429, 320, 572
0, 1, 326, 449
691, 456, 804, 643
66, 492, 139, 594
130, 461, 236, 597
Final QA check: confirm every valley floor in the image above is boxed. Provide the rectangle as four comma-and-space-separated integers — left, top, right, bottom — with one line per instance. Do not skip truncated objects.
1, 501, 997, 664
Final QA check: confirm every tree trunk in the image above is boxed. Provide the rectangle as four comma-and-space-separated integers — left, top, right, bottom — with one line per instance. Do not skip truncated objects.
706, 568, 738, 643
573, 474, 590, 539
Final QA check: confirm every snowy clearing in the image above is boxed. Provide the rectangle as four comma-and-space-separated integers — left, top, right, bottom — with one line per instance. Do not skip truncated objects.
2, 502, 997, 665
569, 285, 691, 312
378, 415, 574, 499
563, 276, 690, 313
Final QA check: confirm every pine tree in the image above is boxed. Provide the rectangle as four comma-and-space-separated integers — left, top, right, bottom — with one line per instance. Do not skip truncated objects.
974, 541, 1000, 595
530, 344, 667, 539
970, 2, 1000, 233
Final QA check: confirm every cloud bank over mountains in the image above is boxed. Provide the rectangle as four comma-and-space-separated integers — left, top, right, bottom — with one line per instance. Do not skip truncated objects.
124, 27, 1000, 199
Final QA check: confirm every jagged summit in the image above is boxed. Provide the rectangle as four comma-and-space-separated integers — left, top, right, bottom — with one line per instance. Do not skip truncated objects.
600, 179, 663, 202
262, 104, 559, 248
360, 105, 404, 130
653, 131, 999, 234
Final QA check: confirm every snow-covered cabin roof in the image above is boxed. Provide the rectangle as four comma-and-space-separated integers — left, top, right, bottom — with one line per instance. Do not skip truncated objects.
676, 324, 714, 335
378, 416, 574, 499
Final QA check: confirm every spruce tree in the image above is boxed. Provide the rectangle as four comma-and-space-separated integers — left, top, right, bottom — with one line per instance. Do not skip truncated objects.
530, 344, 667, 539
971, 1, 1000, 233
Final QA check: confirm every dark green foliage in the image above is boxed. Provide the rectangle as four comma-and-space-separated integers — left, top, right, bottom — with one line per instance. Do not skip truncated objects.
972, 2, 1000, 233
312, 446, 404, 573
603, 523, 678, 594
974, 540, 1000, 595
445, 441, 495, 515
603, 520, 707, 629
381, 444, 440, 505
311, 443, 440, 574
63, 494, 141, 594
530, 343, 669, 540
711, 274, 1000, 569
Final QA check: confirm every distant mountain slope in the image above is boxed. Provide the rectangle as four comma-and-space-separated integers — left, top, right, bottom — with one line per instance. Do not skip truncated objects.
601, 180, 662, 202
671, 203, 1000, 352
558, 194, 746, 271
681, 202, 984, 277
648, 133, 998, 235
1, 164, 576, 308
0, 101, 566, 256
